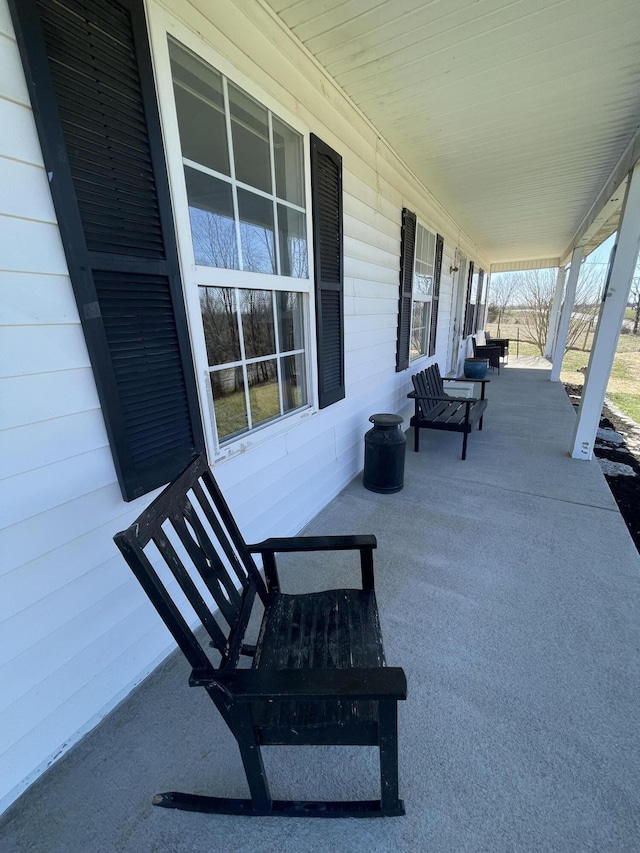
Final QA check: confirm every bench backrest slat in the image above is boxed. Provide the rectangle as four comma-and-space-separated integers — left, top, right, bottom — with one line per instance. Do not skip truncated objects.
412, 364, 445, 415
114, 455, 269, 674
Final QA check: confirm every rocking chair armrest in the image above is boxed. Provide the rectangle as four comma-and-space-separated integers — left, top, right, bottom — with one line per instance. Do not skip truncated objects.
248, 536, 377, 594
207, 667, 407, 702
248, 535, 377, 554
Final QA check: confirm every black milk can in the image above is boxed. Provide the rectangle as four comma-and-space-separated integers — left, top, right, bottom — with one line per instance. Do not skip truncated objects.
363, 413, 406, 493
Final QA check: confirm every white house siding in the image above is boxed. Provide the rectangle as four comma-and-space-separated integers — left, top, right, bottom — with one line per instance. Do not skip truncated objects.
0, 0, 489, 813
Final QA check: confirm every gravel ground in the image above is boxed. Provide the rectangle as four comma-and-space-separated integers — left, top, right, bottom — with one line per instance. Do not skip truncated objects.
565, 384, 640, 554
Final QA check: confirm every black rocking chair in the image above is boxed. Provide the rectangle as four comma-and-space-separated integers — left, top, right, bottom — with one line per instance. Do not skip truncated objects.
114, 454, 407, 818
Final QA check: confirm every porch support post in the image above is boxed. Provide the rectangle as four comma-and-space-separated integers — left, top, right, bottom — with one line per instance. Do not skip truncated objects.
570, 163, 640, 460
544, 266, 566, 358
550, 247, 583, 382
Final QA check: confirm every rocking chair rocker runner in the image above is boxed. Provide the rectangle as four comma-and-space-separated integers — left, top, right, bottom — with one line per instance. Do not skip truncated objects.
114, 454, 407, 818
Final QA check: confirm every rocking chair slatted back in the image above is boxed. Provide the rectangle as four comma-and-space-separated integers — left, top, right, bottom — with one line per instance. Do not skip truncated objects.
115, 454, 268, 673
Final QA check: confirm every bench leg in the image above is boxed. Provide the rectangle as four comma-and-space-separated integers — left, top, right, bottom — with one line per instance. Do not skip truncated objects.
414, 425, 420, 452
461, 431, 469, 461
379, 699, 404, 815
479, 415, 484, 431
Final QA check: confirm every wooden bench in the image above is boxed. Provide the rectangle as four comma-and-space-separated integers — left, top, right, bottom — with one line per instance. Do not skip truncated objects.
114, 454, 407, 818
408, 364, 489, 460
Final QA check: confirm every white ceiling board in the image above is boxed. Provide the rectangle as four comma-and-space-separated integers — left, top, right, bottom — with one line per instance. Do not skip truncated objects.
261, 0, 640, 263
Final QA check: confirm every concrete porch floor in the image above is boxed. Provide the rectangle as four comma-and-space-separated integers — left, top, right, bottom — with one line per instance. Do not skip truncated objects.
2, 360, 640, 852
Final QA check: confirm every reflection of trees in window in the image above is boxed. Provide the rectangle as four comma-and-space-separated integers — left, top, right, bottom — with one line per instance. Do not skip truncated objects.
190, 209, 238, 269
200, 286, 240, 368
239, 222, 275, 274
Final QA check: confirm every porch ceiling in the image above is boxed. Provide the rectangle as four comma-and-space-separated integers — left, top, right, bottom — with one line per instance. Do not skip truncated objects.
261, 0, 640, 265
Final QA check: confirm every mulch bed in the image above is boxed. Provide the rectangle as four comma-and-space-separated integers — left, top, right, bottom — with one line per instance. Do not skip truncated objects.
564, 384, 640, 554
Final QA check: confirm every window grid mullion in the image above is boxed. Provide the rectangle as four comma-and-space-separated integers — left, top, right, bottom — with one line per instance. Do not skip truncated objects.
271, 290, 285, 416
222, 78, 244, 273
268, 113, 282, 277
234, 288, 253, 430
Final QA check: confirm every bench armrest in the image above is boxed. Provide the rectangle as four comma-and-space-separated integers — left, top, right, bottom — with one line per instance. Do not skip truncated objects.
446, 376, 490, 386
248, 535, 377, 593
201, 667, 407, 701
413, 394, 475, 405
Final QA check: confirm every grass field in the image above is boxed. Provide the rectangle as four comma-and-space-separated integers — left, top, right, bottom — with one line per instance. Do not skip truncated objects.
487, 312, 640, 424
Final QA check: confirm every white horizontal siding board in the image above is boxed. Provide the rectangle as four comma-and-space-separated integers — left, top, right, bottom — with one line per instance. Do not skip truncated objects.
345, 328, 397, 356
0, 411, 109, 480
0, 519, 128, 620
0, 101, 45, 166
0, 217, 68, 275
1, 619, 172, 803
346, 312, 397, 334
0, 325, 90, 379
347, 340, 395, 368
0, 2, 13, 37
343, 256, 397, 285
0, 157, 56, 222
344, 234, 398, 271
0, 560, 132, 686
0, 448, 117, 528
343, 171, 399, 221
351, 278, 397, 300
0, 369, 100, 430
0, 33, 30, 106
343, 194, 399, 240
0, 483, 156, 576
0, 273, 79, 325
352, 294, 399, 316
344, 213, 398, 254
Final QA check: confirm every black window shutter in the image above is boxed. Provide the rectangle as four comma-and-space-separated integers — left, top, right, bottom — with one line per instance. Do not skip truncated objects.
463, 261, 475, 338
396, 208, 417, 371
475, 269, 485, 332
428, 233, 444, 357
310, 134, 345, 408
10, 0, 204, 501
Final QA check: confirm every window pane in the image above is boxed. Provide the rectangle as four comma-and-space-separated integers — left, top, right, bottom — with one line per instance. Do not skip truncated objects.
414, 267, 433, 297
240, 289, 275, 359
238, 190, 276, 273
272, 117, 304, 206
228, 83, 271, 193
247, 359, 280, 426
281, 353, 307, 413
410, 301, 429, 360
278, 205, 308, 278
210, 367, 247, 440
277, 291, 304, 352
169, 40, 230, 176
200, 286, 241, 365
185, 167, 238, 269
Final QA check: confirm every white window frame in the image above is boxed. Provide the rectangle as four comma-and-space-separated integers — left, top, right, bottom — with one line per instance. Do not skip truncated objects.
410, 222, 437, 362
147, 7, 318, 461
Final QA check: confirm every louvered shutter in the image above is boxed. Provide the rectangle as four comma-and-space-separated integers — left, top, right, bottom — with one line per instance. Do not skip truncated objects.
396, 209, 417, 371
10, 0, 204, 501
310, 134, 345, 408
475, 269, 485, 332
463, 261, 475, 338
428, 233, 444, 357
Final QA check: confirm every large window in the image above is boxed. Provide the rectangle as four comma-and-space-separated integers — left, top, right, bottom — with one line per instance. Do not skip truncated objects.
410, 224, 436, 361
168, 38, 311, 444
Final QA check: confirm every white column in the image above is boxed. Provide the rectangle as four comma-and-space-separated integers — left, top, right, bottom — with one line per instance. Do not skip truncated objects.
544, 267, 566, 358
571, 163, 640, 460
550, 247, 583, 381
